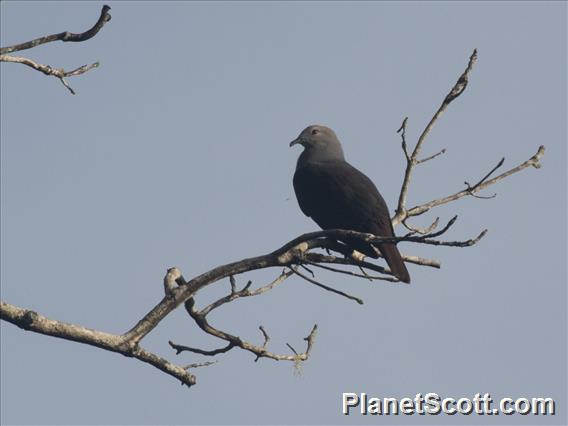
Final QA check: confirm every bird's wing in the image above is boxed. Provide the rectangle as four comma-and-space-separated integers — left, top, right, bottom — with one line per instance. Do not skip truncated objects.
293, 161, 395, 237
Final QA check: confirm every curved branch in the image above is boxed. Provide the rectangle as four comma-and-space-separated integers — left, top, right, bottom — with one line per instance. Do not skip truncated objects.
0, 5, 111, 54
179, 298, 318, 362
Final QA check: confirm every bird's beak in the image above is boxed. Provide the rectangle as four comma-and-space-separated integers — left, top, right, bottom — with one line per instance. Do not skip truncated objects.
289, 137, 302, 147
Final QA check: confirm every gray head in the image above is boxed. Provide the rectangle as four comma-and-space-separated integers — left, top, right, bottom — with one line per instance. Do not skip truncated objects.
289, 125, 345, 163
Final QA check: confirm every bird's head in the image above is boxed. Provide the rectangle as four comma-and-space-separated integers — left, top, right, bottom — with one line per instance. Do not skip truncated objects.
289, 125, 337, 148
289, 125, 345, 161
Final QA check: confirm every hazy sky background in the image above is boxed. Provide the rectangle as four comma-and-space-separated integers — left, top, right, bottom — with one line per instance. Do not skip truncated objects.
1, 2, 566, 425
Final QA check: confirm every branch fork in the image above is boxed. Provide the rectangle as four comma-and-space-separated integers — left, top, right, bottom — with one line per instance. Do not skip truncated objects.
0, 48, 546, 387
0, 5, 111, 94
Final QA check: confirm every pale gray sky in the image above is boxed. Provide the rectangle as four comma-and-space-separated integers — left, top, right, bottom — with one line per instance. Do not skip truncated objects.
1, 1, 566, 425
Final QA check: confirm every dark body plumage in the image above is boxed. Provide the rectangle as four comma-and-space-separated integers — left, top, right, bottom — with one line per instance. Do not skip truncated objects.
290, 125, 410, 283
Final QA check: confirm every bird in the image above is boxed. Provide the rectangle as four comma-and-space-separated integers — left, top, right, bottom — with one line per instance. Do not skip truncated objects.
290, 124, 411, 283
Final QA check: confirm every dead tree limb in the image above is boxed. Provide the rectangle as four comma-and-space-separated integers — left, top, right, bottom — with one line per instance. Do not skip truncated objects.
0, 5, 111, 94
394, 49, 477, 226
0, 300, 198, 386
0, 49, 545, 387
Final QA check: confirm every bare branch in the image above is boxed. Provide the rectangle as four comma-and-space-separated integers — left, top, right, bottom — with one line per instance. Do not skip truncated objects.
403, 146, 545, 220
169, 341, 235, 357
402, 255, 440, 269
180, 298, 318, 362
0, 54, 100, 94
304, 251, 389, 274
0, 5, 112, 54
259, 326, 270, 347
288, 219, 485, 249
463, 157, 504, 199
414, 229, 488, 248
286, 343, 299, 355
199, 270, 292, 316
0, 45, 544, 389
304, 260, 398, 282
290, 267, 365, 304
0, 301, 196, 386
394, 49, 478, 224
0, 5, 111, 94
183, 361, 217, 370
397, 117, 411, 161
402, 216, 440, 235
417, 148, 446, 164
255, 326, 271, 362
466, 157, 505, 192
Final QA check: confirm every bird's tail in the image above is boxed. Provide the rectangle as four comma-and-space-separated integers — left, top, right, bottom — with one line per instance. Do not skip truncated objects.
377, 243, 411, 284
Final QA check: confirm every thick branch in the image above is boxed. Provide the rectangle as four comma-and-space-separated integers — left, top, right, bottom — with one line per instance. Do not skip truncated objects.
0, 301, 196, 386
0, 209, 501, 386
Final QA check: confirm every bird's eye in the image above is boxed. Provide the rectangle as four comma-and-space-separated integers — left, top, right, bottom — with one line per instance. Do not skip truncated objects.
311, 129, 319, 135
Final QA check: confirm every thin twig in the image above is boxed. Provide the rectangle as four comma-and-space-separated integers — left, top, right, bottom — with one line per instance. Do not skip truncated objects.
464, 157, 505, 199
290, 267, 364, 305
255, 325, 271, 362
412, 229, 488, 247
304, 260, 396, 282
200, 270, 293, 316
169, 341, 236, 357
402, 216, 440, 235
467, 157, 505, 191
417, 148, 446, 164
184, 361, 217, 370
286, 343, 299, 355
300, 264, 315, 277
397, 117, 411, 161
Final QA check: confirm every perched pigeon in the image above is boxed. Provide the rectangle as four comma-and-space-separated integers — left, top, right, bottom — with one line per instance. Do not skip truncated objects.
290, 125, 411, 283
